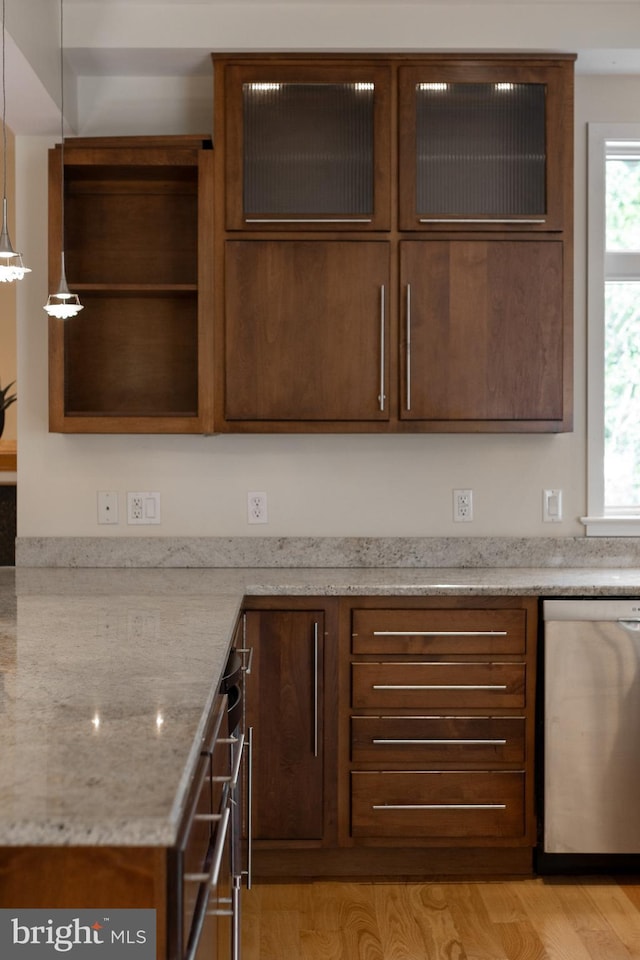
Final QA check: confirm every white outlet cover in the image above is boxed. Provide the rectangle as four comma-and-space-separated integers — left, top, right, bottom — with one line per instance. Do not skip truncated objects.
127, 491, 161, 525
247, 491, 268, 524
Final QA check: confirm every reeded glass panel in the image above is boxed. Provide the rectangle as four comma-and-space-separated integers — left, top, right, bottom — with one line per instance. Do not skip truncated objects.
415, 82, 546, 217
243, 82, 374, 216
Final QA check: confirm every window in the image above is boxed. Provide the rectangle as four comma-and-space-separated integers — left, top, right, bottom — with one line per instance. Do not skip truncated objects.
585, 124, 640, 535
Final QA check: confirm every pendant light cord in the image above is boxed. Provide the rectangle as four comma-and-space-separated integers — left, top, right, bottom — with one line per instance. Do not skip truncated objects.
59, 0, 65, 245
2, 0, 7, 204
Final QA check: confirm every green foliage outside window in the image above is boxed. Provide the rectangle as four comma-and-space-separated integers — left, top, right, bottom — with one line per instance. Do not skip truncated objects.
605, 157, 640, 508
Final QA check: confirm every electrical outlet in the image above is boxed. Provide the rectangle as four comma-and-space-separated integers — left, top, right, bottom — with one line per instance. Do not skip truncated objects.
127, 491, 161, 525
97, 491, 119, 525
453, 488, 473, 522
247, 491, 268, 524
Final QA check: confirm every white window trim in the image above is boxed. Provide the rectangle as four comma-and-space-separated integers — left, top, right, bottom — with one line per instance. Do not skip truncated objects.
582, 123, 640, 536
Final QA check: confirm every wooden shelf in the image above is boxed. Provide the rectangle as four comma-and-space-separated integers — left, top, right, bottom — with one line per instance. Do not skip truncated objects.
0, 440, 17, 472
48, 135, 215, 434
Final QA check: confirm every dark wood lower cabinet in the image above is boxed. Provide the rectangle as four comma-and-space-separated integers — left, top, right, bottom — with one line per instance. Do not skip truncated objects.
244, 606, 328, 842
245, 595, 538, 882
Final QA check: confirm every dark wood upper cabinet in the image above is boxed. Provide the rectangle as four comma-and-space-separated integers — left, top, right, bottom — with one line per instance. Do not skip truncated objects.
47, 56, 574, 434
398, 59, 574, 232
222, 61, 392, 231
399, 239, 568, 426
48, 136, 215, 434
214, 53, 574, 435
224, 240, 390, 424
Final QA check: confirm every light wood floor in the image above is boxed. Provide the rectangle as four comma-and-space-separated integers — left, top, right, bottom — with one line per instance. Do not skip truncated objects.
242, 877, 640, 959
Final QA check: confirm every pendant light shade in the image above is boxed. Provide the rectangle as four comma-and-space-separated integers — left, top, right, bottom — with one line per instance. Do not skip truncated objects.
44, 251, 83, 319
44, 0, 82, 319
0, 0, 30, 283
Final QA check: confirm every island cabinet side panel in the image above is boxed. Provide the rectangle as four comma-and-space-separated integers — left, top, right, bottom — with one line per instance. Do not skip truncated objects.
0, 846, 168, 955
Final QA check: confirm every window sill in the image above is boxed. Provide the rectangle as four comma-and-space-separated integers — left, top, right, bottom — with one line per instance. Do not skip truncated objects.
581, 515, 640, 537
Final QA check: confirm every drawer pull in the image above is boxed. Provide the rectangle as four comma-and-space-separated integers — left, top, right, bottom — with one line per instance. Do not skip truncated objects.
209, 805, 231, 888
184, 806, 232, 960
211, 732, 245, 787
193, 813, 224, 824
371, 630, 508, 637
371, 738, 507, 746
372, 803, 507, 811
372, 684, 508, 691
237, 645, 255, 675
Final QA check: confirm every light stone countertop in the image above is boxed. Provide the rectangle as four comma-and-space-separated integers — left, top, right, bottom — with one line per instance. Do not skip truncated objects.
3, 563, 640, 849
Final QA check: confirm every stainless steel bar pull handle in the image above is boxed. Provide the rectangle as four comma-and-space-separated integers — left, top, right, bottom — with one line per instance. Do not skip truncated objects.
230, 732, 245, 789
406, 283, 411, 411
419, 217, 546, 224
238, 645, 254, 675
372, 738, 507, 746
372, 630, 508, 637
210, 732, 244, 786
373, 803, 506, 811
245, 725, 253, 890
378, 285, 386, 411
185, 805, 230, 883
208, 805, 231, 889
313, 621, 319, 758
193, 813, 224, 825
372, 684, 508, 691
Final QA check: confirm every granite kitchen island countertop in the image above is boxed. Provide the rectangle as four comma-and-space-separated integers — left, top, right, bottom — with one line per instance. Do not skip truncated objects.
2, 562, 640, 849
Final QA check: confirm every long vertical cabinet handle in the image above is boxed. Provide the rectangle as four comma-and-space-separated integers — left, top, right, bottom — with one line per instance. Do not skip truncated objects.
406, 283, 412, 412
245, 725, 253, 890
313, 621, 319, 758
378, 285, 386, 412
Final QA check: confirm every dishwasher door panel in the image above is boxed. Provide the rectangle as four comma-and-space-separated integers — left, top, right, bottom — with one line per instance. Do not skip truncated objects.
544, 606, 640, 854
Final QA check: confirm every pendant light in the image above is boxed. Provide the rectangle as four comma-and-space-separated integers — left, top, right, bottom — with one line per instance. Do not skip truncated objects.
44, 0, 82, 319
0, 0, 30, 282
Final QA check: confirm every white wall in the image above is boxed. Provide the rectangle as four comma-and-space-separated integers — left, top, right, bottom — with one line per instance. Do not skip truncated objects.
14, 65, 640, 539
0, 130, 17, 443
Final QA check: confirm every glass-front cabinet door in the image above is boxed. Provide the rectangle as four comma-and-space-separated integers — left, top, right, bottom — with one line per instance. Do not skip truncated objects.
223, 63, 391, 230
398, 62, 571, 232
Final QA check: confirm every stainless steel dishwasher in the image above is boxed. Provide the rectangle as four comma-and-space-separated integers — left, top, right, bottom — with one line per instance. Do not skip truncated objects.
543, 598, 640, 857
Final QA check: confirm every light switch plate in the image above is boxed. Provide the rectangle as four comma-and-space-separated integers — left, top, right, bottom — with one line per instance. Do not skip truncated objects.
543, 488, 563, 522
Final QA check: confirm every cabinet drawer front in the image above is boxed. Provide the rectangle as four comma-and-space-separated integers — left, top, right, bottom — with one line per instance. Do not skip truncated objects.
352, 609, 526, 655
352, 662, 526, 709
351, 771, 525, 838
351, 716, 525, 764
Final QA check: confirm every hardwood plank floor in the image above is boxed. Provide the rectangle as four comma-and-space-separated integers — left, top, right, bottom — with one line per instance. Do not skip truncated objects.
242, 878, 640, 960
